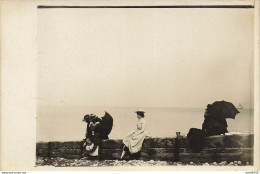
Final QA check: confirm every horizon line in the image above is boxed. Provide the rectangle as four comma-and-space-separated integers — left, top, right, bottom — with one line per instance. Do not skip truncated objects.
37, 5, 254, 9
37, 105, 253, 110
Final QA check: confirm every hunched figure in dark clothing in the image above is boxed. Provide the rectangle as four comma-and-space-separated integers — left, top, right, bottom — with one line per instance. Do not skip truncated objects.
82, 112, 113, 157
202, 104, 228, 136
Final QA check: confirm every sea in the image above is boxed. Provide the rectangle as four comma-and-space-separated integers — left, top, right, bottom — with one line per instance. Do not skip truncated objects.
36, 105, 254, 142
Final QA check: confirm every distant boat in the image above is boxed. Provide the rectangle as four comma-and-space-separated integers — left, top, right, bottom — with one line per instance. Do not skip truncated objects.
237, 103, 243, 109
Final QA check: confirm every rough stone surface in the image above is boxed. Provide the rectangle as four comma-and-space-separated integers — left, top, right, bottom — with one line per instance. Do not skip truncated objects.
99, 139, 123, 149
179, 147, 253, 163
142, 138, 175, 148
204, 134, 254, 148
36, 134, 254, 162
99, 148, 176, 161
36, 157, 254, 167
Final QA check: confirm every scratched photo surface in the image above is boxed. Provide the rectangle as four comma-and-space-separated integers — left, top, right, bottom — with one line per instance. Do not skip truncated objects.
36, 7, 254, 167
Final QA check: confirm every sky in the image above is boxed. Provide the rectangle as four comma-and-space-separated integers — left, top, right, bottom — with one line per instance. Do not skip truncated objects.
38, 8, 254, 109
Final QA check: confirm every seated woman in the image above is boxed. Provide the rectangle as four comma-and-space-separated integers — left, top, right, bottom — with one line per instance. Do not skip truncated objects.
120, 111, 148, 160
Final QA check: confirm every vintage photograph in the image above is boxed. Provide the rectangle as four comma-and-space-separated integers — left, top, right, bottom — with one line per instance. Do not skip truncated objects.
36, 5, 255, 168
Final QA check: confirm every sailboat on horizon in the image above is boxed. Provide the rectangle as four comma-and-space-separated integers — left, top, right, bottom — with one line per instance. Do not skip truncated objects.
237, 103, 243, 110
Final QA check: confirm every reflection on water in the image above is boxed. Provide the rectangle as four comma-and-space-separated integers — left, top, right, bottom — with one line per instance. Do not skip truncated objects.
37, 106, 253, 142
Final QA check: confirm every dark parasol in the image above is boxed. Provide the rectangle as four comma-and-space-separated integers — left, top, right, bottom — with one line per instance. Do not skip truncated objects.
202, 101, 240, 136
208, 100, 240, 119
100, 111, 113, 139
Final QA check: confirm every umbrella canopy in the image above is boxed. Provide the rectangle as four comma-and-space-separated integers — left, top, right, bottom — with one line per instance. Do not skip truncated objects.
82, 112, 113, 140
207, 100, 240, 119
100, 111, 113, 137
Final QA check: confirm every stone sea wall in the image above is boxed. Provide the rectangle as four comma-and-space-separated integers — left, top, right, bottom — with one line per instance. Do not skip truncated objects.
36, 134, 253, 163
178, 134, 253, 163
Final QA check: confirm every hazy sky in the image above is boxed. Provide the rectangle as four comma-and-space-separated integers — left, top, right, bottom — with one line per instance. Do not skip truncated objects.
38, 8, 254, 109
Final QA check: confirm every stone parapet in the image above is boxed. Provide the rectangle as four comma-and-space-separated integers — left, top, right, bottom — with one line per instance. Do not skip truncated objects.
36, 134, 253, 163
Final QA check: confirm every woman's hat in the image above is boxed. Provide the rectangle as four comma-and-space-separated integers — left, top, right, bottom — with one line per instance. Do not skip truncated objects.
135, 110, 145, 115
135, 110, 145, 117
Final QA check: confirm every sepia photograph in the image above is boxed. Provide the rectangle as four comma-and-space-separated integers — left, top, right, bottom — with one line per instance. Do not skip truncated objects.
0, 0, 259, 172
36, 3, 255, 168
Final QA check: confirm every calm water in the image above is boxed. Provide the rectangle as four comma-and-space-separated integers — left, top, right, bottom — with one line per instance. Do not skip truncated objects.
36, 106, 254, 142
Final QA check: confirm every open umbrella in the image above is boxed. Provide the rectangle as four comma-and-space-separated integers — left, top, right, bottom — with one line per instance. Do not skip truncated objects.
100, 111, 113, 139
208, 100, 240, 119
202, 101, 239, 136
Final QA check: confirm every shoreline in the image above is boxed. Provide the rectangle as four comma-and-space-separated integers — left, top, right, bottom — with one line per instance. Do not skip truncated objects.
36, 157, 253, 167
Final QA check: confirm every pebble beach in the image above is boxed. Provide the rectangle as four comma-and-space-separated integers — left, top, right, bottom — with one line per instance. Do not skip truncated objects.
36, 157, 252, 167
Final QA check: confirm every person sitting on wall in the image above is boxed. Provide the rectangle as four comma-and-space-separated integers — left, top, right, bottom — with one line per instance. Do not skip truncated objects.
82, 112, 113, 157
82, 114, 100, 156
120, 110, 148, 160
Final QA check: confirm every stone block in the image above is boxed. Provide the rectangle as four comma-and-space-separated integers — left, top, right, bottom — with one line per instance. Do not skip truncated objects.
65, 155, 81, 159
49, 150, 60, 157
100, 139, 123, 149
48, 141, 82, 149
143, 138, 175, 148
177, 137, 188, 148
65, 149, 82, 155
99, 149, 122, 160
217, 154, 253, 163
179, 147, 253, 163
140, 148, 175, 161
36, 148, 49, 157
100, 138, 176, 149
205, 134, 254, 148
178, 148, 187, 153
100, 148, 176, 161
36, 142, 49, 149
179, 152, 213, 163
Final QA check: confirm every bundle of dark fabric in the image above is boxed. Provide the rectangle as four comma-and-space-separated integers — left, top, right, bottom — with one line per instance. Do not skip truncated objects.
187, 128, 206, 153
